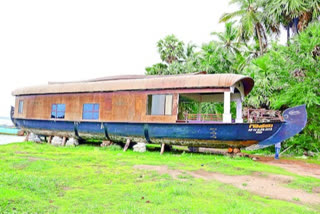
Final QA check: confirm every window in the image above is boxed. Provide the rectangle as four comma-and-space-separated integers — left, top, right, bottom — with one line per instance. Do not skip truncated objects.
51, 104, 66, 119
147, 94, 173, 115
165, 95, 173, 115
18, 100, 23, 114
82, 103, 99, 120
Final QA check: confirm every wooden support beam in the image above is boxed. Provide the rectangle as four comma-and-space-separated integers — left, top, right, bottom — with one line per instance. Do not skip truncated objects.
123, 139, 130, 152
233, 148, 241, 154
227, 147, 233, 153
160, 143, 165, 155
47, 135, 52, 144
24, 132, 30, 142
227, 147, 241, 154
101, 141, 113, 147
188, 147, 199, 152
280, 145, 293, 155
62, 137, 67, 146
48, 136, 52, 144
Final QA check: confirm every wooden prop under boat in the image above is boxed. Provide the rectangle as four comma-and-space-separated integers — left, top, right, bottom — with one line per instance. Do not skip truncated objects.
11, 74, 307, 149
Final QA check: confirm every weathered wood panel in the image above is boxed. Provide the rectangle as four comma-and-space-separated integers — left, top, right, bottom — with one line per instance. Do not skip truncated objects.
14, 91, 179, 123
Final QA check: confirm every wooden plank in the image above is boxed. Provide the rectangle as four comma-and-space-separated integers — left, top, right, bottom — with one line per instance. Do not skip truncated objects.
280, 145, 293, 155
233, 148, 241, 154
14, 91, 179, 123
62, 137, 67, 146
101, 141, 112, 147
24, 132, 30, 142
227, 147, 233, 153
160, 143, 165, 155
123, 139, 130, 152
48, 136, 52, 144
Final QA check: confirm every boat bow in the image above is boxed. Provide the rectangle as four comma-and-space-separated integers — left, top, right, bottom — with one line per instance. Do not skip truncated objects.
247, 105, 307, 150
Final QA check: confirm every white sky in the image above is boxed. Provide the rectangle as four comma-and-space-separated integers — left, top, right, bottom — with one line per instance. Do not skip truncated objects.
0, 0, 236, 117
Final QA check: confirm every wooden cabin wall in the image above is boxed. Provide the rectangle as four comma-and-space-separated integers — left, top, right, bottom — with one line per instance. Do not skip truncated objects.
14, 92, 179, 123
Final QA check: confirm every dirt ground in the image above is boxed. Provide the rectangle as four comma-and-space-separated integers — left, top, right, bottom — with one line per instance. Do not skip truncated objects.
256, 156, 320, 179
134, 160, 320, 205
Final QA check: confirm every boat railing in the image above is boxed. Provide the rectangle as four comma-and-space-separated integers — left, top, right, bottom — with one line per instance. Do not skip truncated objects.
244, 108, 283, 123
182, 108, 283, 123
183, 113, 223, 123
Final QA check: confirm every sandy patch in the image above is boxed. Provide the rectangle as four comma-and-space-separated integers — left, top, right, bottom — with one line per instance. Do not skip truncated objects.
257, 158, 320, 179
134, 164, 320, 204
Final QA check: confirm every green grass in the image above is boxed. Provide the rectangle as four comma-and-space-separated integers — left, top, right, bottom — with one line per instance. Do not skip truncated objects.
0, 142, 319, 213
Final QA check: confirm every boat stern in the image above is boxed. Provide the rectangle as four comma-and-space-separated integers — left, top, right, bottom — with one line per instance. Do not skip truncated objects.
10, 106, 18, 128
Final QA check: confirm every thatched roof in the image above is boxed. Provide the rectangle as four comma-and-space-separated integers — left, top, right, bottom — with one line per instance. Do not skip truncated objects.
12, 73, 254, 96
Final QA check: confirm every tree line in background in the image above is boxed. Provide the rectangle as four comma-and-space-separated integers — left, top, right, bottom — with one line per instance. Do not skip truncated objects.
145, 0, 320, 154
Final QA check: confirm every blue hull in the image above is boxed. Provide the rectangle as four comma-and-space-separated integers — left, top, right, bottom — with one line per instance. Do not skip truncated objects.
13, 105, 307, 148
14, 119, 281, 148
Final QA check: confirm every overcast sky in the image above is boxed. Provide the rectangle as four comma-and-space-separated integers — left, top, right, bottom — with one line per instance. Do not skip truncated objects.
0, 0, 236, 117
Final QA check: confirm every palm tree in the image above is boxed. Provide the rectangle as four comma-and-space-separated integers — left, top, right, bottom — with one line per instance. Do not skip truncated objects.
157, 35, 185, 64
264, 0, 320, 44
219, 0, 268, 55
211, 22, 242, 55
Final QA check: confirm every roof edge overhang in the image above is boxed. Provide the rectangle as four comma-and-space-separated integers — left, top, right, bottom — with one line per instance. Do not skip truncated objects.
12, 74, 254, 96
236, 76, 254, 96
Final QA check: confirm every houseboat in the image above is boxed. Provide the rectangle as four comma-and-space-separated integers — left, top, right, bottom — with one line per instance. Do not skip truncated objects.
11, 73, 307, 150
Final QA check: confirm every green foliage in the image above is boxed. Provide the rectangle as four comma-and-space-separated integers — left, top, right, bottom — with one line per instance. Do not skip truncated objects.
265, 0, 320, 21
200, 41, 240, 74
264, 0, 320, 43
245, 22, 320, 151
146, 23, 250, 76
220, 0, 268, 55
211, 22, 241, 55
145, 36, 202, 76
265, 0, 308, 20
157, 34, 185, 64
243, 49, 288, 108
145, 63, 168, 75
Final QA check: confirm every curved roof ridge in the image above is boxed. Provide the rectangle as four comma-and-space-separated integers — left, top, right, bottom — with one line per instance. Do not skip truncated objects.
48, 72, 207, 85
12, 73, 254, 96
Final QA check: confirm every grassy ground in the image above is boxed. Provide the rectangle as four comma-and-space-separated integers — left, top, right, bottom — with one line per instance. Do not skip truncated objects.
0, 142, 319, 213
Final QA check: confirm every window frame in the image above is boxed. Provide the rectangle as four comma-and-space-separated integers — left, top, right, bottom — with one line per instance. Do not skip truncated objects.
18, 100, 24, 114
82, 103, 100, 120
51, 104, 66, 119
146, 94, 173, 116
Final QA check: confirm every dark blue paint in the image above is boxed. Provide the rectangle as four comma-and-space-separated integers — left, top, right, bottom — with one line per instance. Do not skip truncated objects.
257, 105, 307, 148
13, 105, 307, 148
18, 119, 74, 132
147, 123, 281, 141
14, 120, 281, 143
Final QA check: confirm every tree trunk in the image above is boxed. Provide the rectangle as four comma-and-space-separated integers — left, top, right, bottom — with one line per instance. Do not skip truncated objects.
298, 11, 312, 31
292, 17, 299, 35
286, 25, 290, 46
255, 24, 263, 55
257, 22, 268, 49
